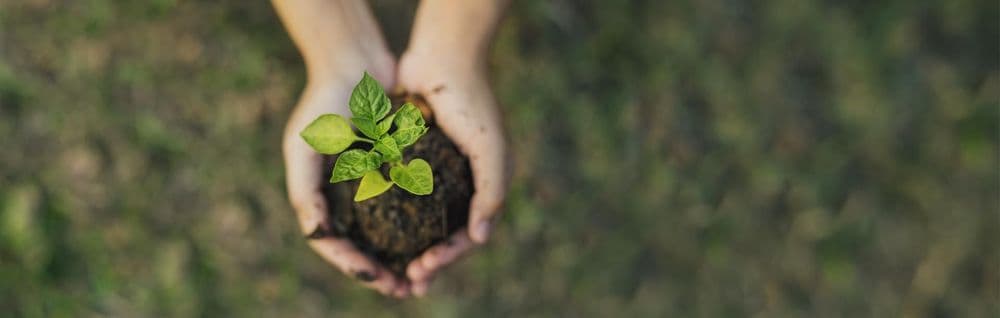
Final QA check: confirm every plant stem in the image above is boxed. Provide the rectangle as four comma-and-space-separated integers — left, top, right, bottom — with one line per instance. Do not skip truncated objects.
356, 137, 375, 144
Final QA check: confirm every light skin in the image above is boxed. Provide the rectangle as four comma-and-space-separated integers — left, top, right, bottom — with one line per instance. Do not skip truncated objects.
271, 0, 509, 298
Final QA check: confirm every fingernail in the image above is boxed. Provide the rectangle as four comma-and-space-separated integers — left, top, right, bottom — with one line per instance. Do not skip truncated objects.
413, 283, 428, 297
407, 264, 425, 281
420, 254, 439, 270
394, 288, 409, 299
473, 220, 493, 243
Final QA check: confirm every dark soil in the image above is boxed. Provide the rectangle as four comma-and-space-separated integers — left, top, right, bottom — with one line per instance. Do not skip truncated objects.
318, 94, 473, 278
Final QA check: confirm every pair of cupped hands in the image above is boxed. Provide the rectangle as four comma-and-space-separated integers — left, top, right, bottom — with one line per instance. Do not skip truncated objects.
283, 41, 507, 298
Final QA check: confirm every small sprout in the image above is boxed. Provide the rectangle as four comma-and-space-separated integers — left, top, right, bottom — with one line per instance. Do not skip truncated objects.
299, 72, 434, 201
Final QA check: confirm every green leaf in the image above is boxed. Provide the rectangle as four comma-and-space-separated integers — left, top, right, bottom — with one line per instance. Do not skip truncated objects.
393, 103, 425, 129
389, 159, 433, 195
391, 126, 428, 148
373, 136, 401, 162
351, 117, 380, 139
365, 150, 382, 167
377, 112, 396, 136
348, 72, 391, 121
354, 170, 393, 202
299, 114, 356, 154
331, 149, 380, 183
390, 103, 428, 148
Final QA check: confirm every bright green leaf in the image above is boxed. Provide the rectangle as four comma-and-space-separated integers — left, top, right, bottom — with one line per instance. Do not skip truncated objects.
377, 112, 396, 136
364, 149, 382, 168
331, 149, 379, 183
393, 103, 425, 129
349, 72, 391, 121
392, 126, 428, 148
351, 117, 381, 139
389, 159, 433, 195
374, 136, 401, 162
299, 114, 356, 154
390, 103, 427, 147
354, 170, 393, 201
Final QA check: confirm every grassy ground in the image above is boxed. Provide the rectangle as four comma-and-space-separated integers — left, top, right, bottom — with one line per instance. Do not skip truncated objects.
1, 0, 997, 316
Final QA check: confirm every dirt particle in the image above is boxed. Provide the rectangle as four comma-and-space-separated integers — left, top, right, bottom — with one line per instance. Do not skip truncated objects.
306, 225, 331, 239
432, 85, 446, 94
354, 271, 376, 282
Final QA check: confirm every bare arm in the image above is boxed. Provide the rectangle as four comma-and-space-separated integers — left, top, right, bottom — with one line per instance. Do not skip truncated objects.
271, 0, 394, 83
406, 0, 510, 67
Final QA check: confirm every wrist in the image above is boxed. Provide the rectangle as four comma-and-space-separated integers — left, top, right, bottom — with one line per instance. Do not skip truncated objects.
400, 44, 486, 75
406, 0, 508, 67
274, 0, 394, 85
406, 27, 490, 64
398, 49, 488, 91
306, 46, 395, 88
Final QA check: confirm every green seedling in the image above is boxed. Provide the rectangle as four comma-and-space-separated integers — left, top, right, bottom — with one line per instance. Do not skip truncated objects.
300, 72, 432, 201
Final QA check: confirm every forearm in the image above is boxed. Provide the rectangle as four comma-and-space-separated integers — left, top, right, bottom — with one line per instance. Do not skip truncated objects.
271, 0, 392, 82
407, 0, 510, 67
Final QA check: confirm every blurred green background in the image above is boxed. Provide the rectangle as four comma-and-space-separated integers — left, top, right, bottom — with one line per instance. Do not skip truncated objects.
1, 0, 998, 316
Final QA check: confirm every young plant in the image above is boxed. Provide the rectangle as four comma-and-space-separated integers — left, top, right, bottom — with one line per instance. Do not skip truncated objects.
299, 72, 433, 201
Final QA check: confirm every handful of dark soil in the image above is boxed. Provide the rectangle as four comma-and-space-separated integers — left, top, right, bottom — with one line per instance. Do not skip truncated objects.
319, 94, 473, 277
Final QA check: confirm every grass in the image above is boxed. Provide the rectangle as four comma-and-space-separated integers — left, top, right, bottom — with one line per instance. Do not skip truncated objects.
1, 0, 997, 316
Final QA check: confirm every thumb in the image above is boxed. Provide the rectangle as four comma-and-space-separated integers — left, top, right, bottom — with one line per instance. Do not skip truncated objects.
466, 145, 508, 244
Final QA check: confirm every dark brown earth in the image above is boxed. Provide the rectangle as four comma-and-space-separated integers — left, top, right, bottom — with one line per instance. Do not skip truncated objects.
318, 94, 473, 278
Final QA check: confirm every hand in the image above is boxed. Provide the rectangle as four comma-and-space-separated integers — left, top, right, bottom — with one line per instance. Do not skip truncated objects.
396, 51, 509, 297
282, 51, 411, 297
273, 0, 507, 298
